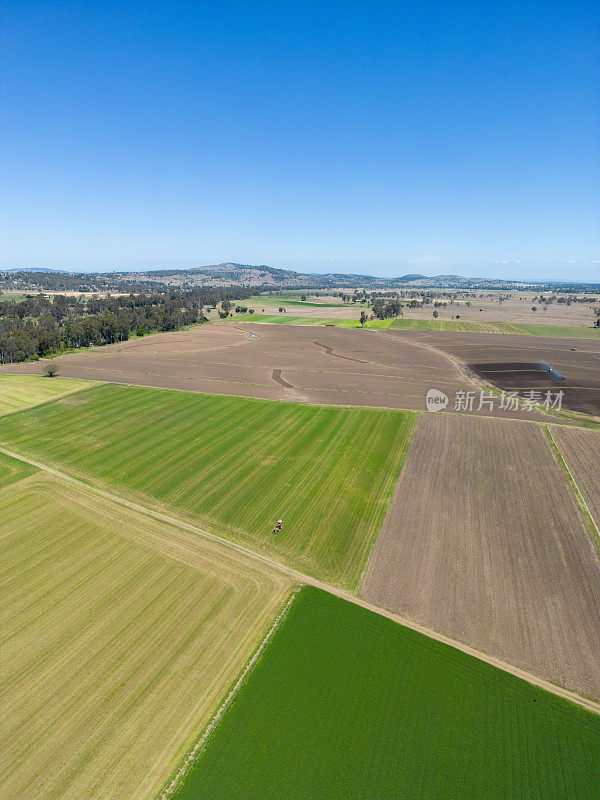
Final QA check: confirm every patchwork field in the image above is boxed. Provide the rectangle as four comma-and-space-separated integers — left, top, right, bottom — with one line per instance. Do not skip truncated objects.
229, 315, 527, 333
550, 425, 600, 536
0, 373, 95, 414
244, 290, 600, 329
0, 468, 291, 800
0, 323, 569, 420
362, 413, 600, 700
0, 384, 415, 587
172, 586, 600, 800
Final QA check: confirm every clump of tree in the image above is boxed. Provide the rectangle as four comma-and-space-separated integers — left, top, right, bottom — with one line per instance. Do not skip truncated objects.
372, 299, 403, 319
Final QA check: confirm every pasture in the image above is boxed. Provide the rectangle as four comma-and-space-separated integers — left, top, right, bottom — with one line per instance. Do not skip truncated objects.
0, 373, 95, 414
171, 586, 600, 800
0, 383, 416, 587
0, 469, 291, 800
362, 413, 600, 699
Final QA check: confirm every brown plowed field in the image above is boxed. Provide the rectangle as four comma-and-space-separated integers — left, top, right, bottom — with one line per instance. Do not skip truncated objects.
0, 324, 568, 421
550, 425, 600, 535
361, 413, 600, 700
388, 329, 600, 416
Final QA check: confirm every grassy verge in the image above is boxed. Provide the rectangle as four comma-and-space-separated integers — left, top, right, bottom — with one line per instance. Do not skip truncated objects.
543, 425, 600, 550
171, 586, 600, 800
0, 384, 416, 588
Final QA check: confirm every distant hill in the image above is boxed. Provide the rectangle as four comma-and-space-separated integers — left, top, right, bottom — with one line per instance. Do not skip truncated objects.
5, 267, 67, 274
2, 263, 598, 294
117, 263, 434, 289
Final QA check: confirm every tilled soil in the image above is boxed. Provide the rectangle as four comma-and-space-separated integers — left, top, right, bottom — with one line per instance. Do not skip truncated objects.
0, 324, 574, 422
393, 330, 600, 416
550, 425, 600, 534
361, 413, 600, 700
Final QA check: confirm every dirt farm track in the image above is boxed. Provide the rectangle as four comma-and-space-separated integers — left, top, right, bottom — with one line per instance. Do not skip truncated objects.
3, 323, 599, 421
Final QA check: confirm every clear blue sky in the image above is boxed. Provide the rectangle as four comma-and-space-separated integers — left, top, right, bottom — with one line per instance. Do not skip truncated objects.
2, 1, 599, 280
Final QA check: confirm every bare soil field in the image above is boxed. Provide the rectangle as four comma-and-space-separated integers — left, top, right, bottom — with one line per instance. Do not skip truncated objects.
0, 324, 566, 421
385, 329, 600, 416
361, 413, 600, 700
550, 425, 600, 535
0, 470, 291, 800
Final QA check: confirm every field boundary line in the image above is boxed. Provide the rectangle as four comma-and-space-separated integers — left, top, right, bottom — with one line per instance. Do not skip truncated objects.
0, 444, 599, 717
543, 425, 600, 550
158, 586, 302, 800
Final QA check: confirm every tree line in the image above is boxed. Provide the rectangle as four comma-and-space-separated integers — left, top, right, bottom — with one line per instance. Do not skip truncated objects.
0, 287, 253, 364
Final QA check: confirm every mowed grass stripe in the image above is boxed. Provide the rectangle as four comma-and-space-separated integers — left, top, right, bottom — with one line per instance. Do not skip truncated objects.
172, 586, 600, 800
0, 384, 416, 587
0, 474, 291, 800
0, 450, 37, 489
0, 374, 96, 415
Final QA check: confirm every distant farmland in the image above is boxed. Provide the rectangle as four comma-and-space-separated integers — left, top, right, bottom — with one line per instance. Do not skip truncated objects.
172, 586, 600, 800
0, 384, 416, 587
0, 469, 291, 800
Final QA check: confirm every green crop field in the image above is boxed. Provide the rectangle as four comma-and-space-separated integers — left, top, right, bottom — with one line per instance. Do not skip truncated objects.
0, 384, 415, 587
1, 468, 290, 800
0, 450, 38, 488
0, 291, 30, 301
172, 586, 600, 800
512, 323, 600, 338
389, 318, 523, 333
225, 313, 341, 325
0, 374, 96, 415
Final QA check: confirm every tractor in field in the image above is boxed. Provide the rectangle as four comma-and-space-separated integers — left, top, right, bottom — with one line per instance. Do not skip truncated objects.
273, 519, 283, 535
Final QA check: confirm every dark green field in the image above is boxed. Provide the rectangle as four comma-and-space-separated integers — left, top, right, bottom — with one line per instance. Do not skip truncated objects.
0, 385, 415, 587
172, 587, 600, 800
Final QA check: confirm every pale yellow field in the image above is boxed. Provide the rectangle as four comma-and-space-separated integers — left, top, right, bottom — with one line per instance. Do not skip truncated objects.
0, 470, 291, 800
0, 374, 96, 415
